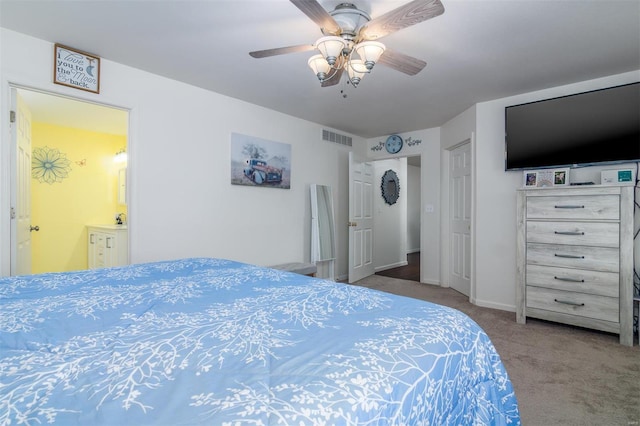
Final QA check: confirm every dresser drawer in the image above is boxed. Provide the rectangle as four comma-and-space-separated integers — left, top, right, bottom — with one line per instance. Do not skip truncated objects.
526, 286, 618, 322
526, 195, 619, 220
526, 221, 619, 247
526, 264, 619, 297
526, 243, 619, 272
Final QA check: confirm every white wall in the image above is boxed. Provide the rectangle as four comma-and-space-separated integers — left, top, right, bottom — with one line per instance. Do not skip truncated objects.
372, 158, 407, 271
0, 29, 364, 277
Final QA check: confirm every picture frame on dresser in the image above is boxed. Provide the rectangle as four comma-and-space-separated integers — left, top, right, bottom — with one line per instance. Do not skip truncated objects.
523, 168, 570, 187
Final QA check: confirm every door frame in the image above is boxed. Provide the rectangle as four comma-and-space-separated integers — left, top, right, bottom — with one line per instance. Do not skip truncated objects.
2, 82, 132, 276
348, 154, 422, 283
440, 135, 476, 303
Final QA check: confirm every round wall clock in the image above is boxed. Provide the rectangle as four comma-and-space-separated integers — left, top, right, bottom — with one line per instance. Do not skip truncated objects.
385, 134, 403, 154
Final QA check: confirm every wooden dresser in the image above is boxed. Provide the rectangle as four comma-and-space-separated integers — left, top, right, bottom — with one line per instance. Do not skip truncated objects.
516, 186, 633, 346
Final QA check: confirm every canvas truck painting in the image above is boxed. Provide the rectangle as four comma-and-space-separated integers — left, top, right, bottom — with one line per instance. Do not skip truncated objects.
231, 133, 291, 189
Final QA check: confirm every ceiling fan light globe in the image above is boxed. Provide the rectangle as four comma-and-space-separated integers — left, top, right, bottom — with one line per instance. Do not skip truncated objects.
308, 54, 331, 80
354, 41, 385, 70
347, 59, 367, 86
315, 36, 347, 66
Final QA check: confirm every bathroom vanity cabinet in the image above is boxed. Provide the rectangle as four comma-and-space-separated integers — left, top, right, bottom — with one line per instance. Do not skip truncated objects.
87, 225, 128, 269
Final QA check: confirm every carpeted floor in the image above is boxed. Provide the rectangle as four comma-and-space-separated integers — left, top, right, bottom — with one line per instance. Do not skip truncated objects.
352, 275, 640, 426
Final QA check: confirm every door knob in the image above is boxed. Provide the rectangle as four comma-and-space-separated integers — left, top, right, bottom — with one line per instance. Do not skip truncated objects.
30, 225, 40, 232
348, 221, 357, 227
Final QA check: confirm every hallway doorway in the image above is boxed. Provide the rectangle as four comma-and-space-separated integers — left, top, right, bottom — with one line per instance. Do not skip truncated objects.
376, 252, 420, 282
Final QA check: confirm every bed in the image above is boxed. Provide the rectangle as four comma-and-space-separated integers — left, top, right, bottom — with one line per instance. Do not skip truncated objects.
0, 258, 520, 425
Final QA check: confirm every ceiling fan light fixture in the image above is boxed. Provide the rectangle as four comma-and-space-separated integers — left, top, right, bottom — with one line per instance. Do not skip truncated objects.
251, 0, 442, 91
354, 41, 385, 70
315, 36, 347, 66
308, 54, 331, 81
347, 59, 367, 87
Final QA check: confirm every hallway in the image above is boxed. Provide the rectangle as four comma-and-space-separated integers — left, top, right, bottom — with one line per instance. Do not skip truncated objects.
375, 252, 420, 282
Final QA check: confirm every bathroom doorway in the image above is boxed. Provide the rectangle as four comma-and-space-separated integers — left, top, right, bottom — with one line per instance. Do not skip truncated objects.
10, 87, 129, 275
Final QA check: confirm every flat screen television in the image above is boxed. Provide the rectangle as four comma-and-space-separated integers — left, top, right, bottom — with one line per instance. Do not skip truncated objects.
504, 82, 640, 170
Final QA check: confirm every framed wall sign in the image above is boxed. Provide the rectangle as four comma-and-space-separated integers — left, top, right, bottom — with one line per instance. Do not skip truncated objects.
54, 44, 101, 93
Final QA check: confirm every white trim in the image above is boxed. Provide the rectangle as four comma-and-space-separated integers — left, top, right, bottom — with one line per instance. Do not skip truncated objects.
474, 299, 516, 313
374, 261, 408, 272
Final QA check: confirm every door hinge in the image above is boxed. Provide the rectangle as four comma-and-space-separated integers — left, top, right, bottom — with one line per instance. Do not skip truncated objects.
9, 110, 16, 123
10, 207, 16, 219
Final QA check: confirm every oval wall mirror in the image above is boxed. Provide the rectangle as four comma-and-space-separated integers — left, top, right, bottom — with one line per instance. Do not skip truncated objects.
381, 169, 400, 205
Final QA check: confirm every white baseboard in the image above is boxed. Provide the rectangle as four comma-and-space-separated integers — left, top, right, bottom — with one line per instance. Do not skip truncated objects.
335, 273, 348, 282
473, 298, 516, 313
375, 261, 408, 272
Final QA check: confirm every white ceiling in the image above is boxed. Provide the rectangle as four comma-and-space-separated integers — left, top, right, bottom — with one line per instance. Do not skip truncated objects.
1, 0, 639, 138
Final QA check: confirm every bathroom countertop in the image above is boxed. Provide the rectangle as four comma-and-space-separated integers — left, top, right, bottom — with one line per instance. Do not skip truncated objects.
87, 224, 128, 230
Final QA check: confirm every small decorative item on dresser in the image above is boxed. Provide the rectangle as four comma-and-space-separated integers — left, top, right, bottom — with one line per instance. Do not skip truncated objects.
523, 168, 570, 187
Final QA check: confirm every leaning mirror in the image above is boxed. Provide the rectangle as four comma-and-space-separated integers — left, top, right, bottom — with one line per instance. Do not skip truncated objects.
310, 184, 336, 278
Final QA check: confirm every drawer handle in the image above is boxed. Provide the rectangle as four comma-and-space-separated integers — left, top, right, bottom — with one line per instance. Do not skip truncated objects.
554, 205, 585, 209
554, 276, 585, 283
554, 253, 585, 259
554, 231, 585, 236
554, 298, 585, 307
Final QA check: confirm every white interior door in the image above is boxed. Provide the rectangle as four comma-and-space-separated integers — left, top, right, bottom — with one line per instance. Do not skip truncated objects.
450, 142, 471, 296
348, 152, 374, 283
10, 88, 33, 275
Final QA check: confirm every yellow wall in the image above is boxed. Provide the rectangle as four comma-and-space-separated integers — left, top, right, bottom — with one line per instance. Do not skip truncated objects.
31, 122, 126, 273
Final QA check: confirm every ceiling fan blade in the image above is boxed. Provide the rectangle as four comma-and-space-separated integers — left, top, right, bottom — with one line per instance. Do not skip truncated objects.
290, 0, 341, 35
378, 49, 427, 76
321, 67, 343, 87
359, 0, 445, 40
249, 44, 316, 58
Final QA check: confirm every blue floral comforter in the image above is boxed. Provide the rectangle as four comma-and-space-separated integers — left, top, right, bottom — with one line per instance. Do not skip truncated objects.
0, 258, 520, 425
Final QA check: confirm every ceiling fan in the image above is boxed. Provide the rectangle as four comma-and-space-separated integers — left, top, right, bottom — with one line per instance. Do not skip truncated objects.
249, 0, 445, 88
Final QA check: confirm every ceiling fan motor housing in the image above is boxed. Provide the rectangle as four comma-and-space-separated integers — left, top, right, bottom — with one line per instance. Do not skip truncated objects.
325, 3, 371, 40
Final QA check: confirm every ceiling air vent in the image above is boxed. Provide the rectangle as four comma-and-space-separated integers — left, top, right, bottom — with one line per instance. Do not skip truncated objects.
322, 129, 352, 147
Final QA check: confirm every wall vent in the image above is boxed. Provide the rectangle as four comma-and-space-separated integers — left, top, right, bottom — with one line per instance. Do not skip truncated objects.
322, 129, 352, 147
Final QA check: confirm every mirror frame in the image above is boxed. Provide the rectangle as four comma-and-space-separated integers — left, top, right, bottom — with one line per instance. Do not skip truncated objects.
381, 169, 400, 205
310, 184, 336, 262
